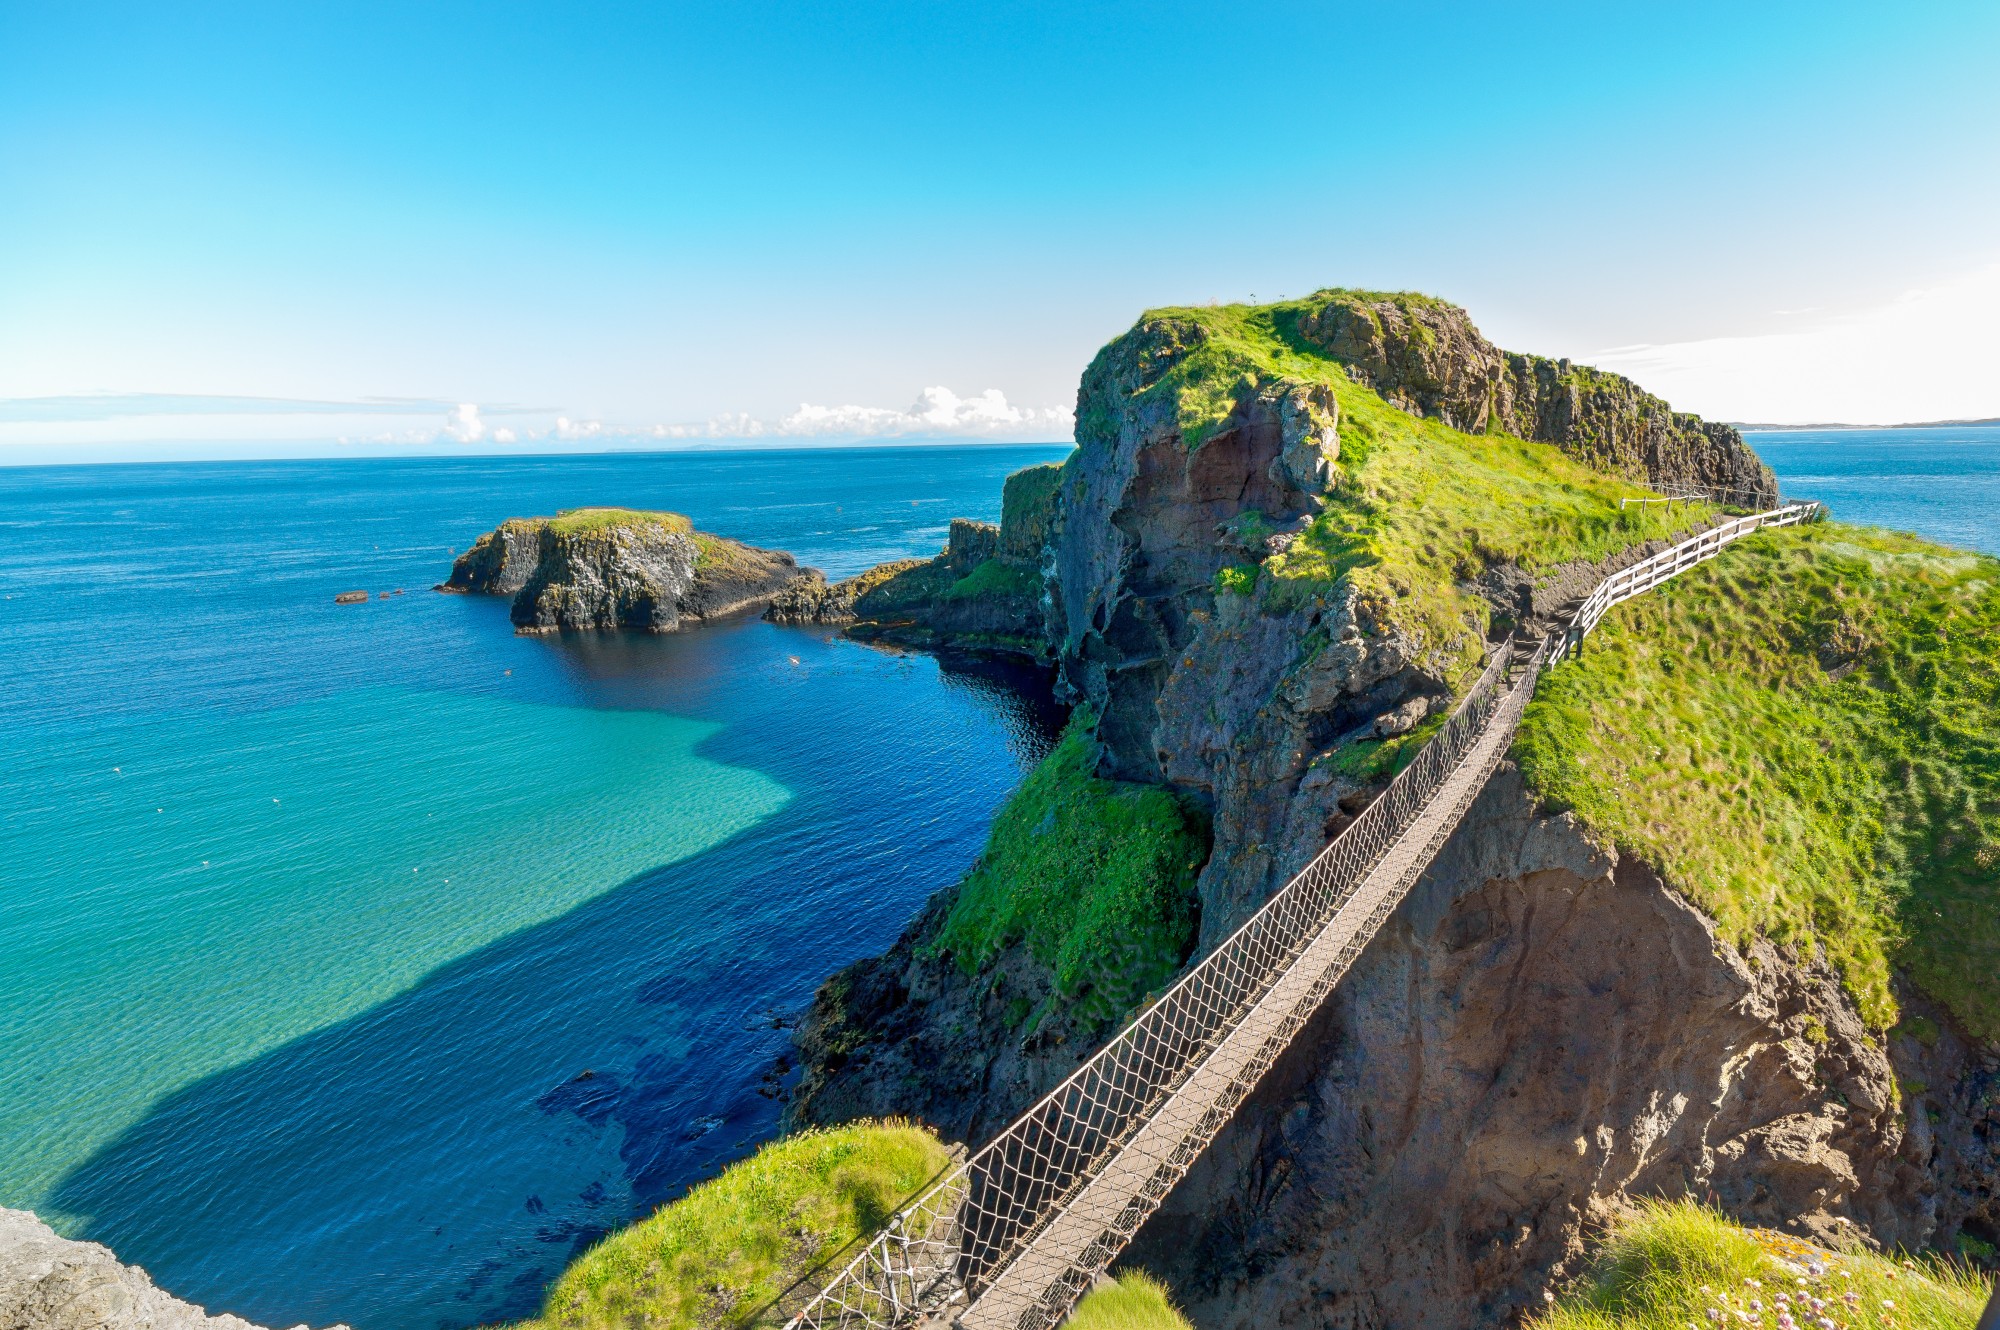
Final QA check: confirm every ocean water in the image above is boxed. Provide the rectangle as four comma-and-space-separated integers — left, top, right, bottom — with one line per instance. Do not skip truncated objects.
0, 446, 1070, 1330
1748, 423, 2000, 556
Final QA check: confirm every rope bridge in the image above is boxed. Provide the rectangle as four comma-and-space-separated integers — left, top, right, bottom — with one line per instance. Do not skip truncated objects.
783, 499, 1822, 1330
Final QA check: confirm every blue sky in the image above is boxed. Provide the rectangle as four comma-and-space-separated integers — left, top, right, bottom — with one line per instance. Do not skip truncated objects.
3, 1, 1998, 457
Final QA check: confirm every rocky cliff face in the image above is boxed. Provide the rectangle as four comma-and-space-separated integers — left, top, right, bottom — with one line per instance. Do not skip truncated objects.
1294, 291, 1774, 501
789, 293, 1993, 1320
0, 1208, 345, 1330
1120, 766, 1992, 1327
439, 508, 805, 634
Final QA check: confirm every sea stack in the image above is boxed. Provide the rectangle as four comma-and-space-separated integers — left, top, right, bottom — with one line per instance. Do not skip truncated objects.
440, 507, 813, 634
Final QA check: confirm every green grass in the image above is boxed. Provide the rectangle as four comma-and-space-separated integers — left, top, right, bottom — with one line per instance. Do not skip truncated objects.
946, 557, 1042, 600
1528, 1200, 1992, 1330
1066, 1273, 1194, 1330
1000, 462, 1065, 560
1083, 294, 1719, 684
542, 507, 694, 538
1514, 524, 2000, 1036
521, 1121, 949, 1330
929, 710, 1209, 1027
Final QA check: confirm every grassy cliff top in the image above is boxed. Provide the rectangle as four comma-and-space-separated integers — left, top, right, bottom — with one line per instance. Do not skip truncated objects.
519, 1120, 948, 1330
1515, 524, 2000, 1036
1529, 1200, 1991, 1330
1099, 295, 1722, 685
538, 507, 694, 537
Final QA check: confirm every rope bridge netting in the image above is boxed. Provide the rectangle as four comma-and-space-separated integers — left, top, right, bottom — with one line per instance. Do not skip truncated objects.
780, 499, 1821, 1330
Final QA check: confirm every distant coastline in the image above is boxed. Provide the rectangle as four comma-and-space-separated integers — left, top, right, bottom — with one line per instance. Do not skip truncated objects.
1735, 416, 2000, 431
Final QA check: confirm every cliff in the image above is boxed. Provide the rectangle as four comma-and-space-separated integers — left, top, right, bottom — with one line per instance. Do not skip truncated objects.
788, 292, 1997, 1319
0, 1208, 345, 1330
1289, 290, 1773, 499
440, 507, 807, 634
764, 464, 1061, 661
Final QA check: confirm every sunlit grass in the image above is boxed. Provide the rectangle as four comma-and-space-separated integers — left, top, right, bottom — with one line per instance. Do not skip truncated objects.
1067, 1272, 1194, 1330
520, 1121, 949, 1330
1515, 525, 2000, 1034
1530, 1200, 1992, 1330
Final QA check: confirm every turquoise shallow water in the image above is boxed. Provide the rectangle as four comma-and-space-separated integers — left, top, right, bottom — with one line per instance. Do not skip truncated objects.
0, 447, 1069, 1330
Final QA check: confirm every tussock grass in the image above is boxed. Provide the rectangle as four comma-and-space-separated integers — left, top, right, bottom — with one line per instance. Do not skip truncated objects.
521, 1121, 949, 1330
1529, 1200, 1992, 1330
1515, 524, 2000, 1035
930, 711, 1208, 1027
1066, 1273, 1193, 1330
1099, 296, 1716, 683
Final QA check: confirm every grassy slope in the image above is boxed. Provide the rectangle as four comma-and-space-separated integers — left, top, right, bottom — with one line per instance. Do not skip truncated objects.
929, 711, 1208, 1028
1515, 524, 2000, 1035
521, 1121, 949, 1330
1110, 294, 1720, 686
1067, 1273, 1195, 1330
1528, 1200, 1992, 1330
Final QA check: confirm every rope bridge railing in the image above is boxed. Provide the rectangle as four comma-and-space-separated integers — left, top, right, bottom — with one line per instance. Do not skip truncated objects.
780, 499, 1820, 1330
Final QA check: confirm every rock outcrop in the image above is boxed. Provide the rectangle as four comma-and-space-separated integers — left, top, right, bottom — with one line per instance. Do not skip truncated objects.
439, 508, 806, 634
764, 464, 1061, 661
0, 1208, 345, 1330
1294, 290, 1775, 501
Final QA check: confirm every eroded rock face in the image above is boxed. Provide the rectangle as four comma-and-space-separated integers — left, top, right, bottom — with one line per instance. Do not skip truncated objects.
0, 1208, 344, 1330
1296, 292, 1776, 501
1120, 766, 1992, 1327
440, 511, 804, 634
1055, 327, 1449, 946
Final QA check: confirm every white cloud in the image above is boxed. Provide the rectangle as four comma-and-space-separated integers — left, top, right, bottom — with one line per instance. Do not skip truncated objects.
441, 403, 486, 443
625, 387, 1069, 443
492, 427, 518, 444
554, 416, 602, 440
1591, 261, 2000, 425
779, 385, 1069, 437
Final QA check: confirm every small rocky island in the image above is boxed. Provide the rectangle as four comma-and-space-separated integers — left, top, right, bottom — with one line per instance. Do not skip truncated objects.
438, 507, 811, 634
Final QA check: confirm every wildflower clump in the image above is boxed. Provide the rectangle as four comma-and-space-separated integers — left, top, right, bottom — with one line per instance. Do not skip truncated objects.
1528, 1200, 1992, 1330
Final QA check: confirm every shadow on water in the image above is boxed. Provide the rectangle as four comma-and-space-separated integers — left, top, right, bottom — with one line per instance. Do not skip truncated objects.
50, 625, 1062, 1330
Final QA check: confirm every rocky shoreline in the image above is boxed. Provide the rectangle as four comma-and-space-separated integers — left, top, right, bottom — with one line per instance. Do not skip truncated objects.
0, 1210, 345, 1330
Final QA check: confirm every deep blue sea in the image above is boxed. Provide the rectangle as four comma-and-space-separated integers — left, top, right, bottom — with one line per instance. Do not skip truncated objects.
1748, 423, 2000, 555
0, 445, 1069, 1330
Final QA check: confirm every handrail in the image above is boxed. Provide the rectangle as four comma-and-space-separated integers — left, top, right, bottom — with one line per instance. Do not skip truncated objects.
782, 499, 1820, 1330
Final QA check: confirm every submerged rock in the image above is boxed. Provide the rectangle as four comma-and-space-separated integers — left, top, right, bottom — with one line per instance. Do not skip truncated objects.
440, 507, 807, 634
0, 1207, 347, 1330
